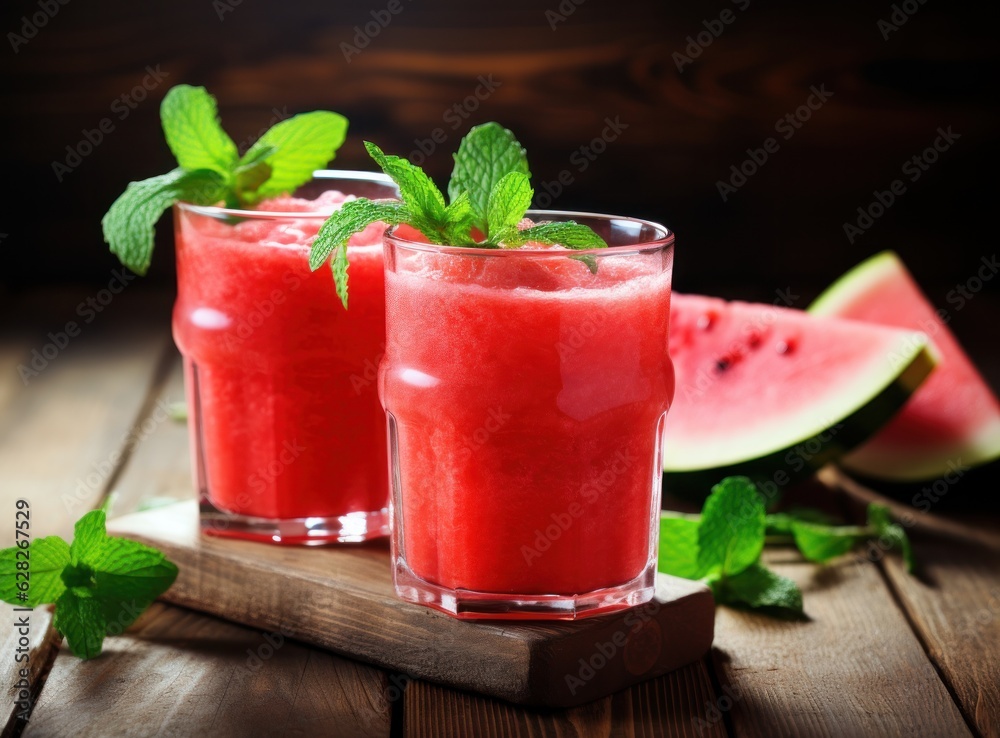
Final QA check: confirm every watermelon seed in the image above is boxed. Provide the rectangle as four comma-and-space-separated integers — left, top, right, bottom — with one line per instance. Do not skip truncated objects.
715, 358, 731, 373
776, 338, 798, 355
747, 331, 762, 349
697, 312, 717, 331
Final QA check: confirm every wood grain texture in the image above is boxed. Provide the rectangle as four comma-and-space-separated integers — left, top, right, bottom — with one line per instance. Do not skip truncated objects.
829, 467, 1000, 553
0, 290, 172, 733
108, 502, 715, 708
831, 469, 1000, 738
0, 605, 59, 738
404, 659, 726, 738
880, 535, 1000, 738
107, 352, 192, 517
712, 549, 972, 738
0, 290, 173, 547
24, 603, 391, 738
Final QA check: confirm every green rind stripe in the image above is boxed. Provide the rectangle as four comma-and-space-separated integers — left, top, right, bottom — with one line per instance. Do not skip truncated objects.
663, 343, 937, 503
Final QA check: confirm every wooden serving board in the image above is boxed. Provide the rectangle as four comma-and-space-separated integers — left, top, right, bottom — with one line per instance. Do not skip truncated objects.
108, 501, 714, 708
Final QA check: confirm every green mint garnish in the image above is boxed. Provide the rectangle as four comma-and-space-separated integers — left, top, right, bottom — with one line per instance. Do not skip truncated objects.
309, 121, 608, 309
696, 477, 767, 579
659, 477, 802, 618
0, 508, 178, 659
448, 123, 530, 235
103, 84, 349, 275
659, 478, 918, 618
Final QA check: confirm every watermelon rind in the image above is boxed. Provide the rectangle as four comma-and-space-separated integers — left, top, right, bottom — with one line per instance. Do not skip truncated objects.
662, 296, 937, 499
809, 251, 1000, 481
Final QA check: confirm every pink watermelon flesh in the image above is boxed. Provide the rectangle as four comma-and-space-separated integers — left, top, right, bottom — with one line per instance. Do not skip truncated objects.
663, 293, 934, 477
809, 251, 1000, 481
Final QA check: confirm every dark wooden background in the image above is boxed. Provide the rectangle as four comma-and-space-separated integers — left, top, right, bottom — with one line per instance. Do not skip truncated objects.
1, 0, 998, 312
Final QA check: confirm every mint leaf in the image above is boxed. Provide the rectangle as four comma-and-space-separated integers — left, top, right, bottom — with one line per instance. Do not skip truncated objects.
508, 221, 608, 250
233, 144, 276, 202
0, 509, 178, 660
69, 510, 109, 560
55, 590, 107, 660
0, 536, 70, 606
309, 199, 408, 308
790, 521, 867, 563
365, 141, 448, 238
102, 168, 227, 275
449, 122, 529, 232
442, 190, 478, 246
714, 563, 804, 616
868, 503, 916, 572
160, 85, 238, 176
27, 537, 71, 605
571, 254, 599, 274
242, 111, 348, 203
697, 477, 766, 578
486, 172, 533, 243
658, 514, 704, 580
766, 509, 838, 536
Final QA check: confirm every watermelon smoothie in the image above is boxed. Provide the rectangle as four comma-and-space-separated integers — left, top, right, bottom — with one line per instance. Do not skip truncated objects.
172, 171, 399, 544
380, 212, 675, 618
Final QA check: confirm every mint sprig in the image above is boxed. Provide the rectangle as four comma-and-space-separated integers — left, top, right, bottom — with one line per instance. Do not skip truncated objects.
309, 121, 608, 308
660, 478, 802, 617
449, 124, 530, 235
0, 508, 178, 659
659, 478, 918, 618
104, 84, 349, 275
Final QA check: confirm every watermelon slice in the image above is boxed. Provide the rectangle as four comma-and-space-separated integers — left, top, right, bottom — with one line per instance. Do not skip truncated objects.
662, 293, 937, 495
809, 251, 1000, 481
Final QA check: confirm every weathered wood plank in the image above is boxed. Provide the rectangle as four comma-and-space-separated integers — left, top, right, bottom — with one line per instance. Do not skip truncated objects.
880, 533, 1000, 738
831, 469, 1000, 738
24, 603, 392, 738
830, 467, 1000, 553
107, 352, 192, 517
108, 501, 715, 709
404, 659, 726, 738
0, 605, 59, 738
0, 290, 173, 547
0, 290, 173, 733
712, 548, 971, 738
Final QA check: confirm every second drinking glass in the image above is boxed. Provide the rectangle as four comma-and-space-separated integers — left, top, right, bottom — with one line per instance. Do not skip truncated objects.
173, 171, 399, 544
380, 211, 675, 618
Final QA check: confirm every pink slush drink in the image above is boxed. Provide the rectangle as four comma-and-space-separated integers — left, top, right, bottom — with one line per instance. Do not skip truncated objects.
172, 173, 397, 544
380, 214, 675, 618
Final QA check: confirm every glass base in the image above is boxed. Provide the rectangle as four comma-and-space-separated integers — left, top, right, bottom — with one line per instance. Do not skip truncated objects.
200, 499, 389, 545
392, 557, 657, 620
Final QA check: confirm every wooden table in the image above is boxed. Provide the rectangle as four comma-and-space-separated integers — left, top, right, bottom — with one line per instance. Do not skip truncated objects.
3, 288, 998, 738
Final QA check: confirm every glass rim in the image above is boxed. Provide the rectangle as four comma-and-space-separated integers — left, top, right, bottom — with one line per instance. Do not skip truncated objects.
385, 209, 674, 257
175, 169, 398, 220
